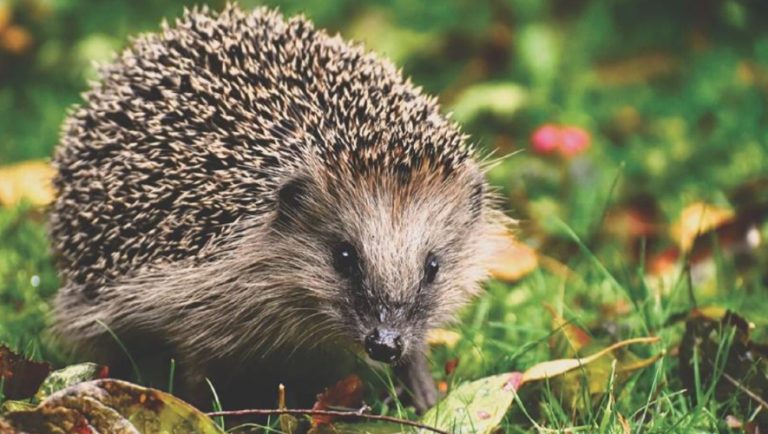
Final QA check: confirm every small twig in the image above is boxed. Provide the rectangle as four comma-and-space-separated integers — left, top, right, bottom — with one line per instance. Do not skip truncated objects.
207, 406, 449, 434
723, 372, 768, 411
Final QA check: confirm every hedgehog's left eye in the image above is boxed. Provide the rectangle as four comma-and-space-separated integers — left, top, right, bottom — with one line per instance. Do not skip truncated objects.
333, 242, 359, 278
424, 253, 439, 284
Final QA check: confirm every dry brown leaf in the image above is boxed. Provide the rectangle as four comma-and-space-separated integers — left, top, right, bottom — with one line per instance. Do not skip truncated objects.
489, 235, 538, 282
444, 358, 459, 376
0, 160, 55, 207
646, 246, 680, 277
0, 345, 51, 400
311, 375, 364, 427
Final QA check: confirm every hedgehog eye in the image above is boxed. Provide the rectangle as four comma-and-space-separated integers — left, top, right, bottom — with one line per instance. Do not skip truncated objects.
424, 253, 439, 284
333, 242, 358, 278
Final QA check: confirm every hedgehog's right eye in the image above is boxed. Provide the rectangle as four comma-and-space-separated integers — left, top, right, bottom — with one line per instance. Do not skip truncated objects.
333, 242, 358, 278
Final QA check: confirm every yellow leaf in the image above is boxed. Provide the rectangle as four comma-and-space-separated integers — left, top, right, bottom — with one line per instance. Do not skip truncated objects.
691, 305, 728, 321
544, 304, 592, 355
1, 24, 32, 54
0, 160, 55, 207
426, 329, 462, 348
489, 235, 538, 282
671, 202, 734, 252
617, 412, 631, 434
0, 4, 10, 32
522, 336, 659, 382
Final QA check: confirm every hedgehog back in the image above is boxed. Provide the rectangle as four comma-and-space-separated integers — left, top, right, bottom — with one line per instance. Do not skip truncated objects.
50, 6, 470, 289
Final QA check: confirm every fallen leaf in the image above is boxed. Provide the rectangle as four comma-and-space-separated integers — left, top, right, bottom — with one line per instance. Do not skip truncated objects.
3, 379, 225, 434
444, 358, 459, 376
489, 236, 538, 282
617, 412, 631, 434
312, 375, 364, 427
605, 195, 663, 241
0, 160, 55, 207
553, 346, 662, 409
0, 24, 32, 54
0, 5, 9, 31
671, 202, 734, 252
647, 246, 679, 277
420, 372, 522, 434
427, 329, 462, 348
421, 338, 660, 433
725, 414, 760, 434
0, 345, 51, 400
35, 363, 110, 402
522, 336, 659, 382
280, 412, 300, 434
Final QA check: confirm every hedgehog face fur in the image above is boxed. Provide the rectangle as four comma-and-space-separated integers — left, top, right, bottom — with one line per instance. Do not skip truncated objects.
269, 163, 490, 363
49, 5, 511, 408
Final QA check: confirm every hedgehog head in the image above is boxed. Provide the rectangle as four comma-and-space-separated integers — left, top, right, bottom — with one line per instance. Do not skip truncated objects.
261, 154, 498, 364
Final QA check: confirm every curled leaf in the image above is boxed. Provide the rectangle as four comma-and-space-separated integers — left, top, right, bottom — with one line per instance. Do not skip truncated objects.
522, 336, 660, 382
312, 375, 364, 427
3, 379, 225, 434
420, 372, 522, 434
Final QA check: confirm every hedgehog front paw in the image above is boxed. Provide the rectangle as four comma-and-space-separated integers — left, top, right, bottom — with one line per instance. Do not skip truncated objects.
395, 350, 438, 414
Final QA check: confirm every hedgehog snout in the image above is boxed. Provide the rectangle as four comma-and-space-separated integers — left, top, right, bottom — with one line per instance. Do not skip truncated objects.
364, 327, 404, 363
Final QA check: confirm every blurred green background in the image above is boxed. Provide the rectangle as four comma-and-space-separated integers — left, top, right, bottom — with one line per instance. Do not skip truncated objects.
1, 0, 767, 430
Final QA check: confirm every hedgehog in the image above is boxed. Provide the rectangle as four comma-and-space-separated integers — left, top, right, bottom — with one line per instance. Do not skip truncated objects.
49, 5, 511, 412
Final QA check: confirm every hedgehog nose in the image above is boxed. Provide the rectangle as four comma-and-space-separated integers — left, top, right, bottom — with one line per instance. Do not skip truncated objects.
364, 328, 403, 363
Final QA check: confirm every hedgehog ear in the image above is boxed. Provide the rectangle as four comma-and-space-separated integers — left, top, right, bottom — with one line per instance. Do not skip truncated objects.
276, 176, 310, 223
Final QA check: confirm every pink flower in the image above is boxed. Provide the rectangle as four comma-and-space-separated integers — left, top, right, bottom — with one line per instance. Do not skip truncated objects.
559, 126, 591, 157
530, 124, 592, 158
531, 124, 560, 154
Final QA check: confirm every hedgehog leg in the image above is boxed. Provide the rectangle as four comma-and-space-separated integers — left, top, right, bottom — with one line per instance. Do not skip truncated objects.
395, 350, 438, 413
174, 357, 217, 410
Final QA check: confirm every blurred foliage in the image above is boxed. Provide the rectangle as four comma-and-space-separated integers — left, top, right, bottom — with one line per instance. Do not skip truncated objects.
1, 0, 767, 431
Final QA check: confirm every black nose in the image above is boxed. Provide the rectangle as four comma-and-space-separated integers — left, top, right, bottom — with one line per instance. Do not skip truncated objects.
364, 328, 403, 363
